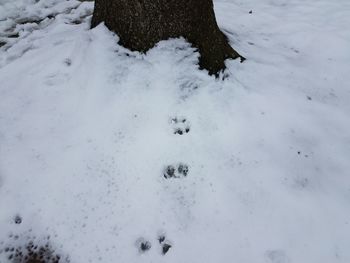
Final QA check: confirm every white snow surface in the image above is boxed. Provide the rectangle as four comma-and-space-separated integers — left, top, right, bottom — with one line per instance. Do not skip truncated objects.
0, 0, 350, 262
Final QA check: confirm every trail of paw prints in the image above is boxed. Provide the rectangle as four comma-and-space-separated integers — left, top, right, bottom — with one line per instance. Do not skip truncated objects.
0, 214, 70, 263
135, 233, 172, 256
163, 163, 189, 179
171, 117, 190, 135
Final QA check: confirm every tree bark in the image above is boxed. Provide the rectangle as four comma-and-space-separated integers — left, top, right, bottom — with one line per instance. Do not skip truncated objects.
91, 0, 244, 75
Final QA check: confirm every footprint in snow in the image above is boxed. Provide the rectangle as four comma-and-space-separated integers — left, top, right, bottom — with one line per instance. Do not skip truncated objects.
265, 250, 290, 263
136, 238, 152, 253
171, 117, 190, 135
163, 163, 189, 179
13, 215, 22, 225
63, 58, 72, 66
135, 234, 172, 255
161, 163, 194, 227
158, 234, 172, 255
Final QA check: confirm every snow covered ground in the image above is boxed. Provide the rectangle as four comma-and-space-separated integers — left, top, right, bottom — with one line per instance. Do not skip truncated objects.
0, 0, 350, 262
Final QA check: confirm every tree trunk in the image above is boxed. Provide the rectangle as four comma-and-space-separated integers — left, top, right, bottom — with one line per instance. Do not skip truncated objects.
91, 0, 244, 75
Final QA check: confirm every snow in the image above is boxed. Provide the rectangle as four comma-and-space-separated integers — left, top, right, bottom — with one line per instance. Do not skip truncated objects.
0, 0, 350, 262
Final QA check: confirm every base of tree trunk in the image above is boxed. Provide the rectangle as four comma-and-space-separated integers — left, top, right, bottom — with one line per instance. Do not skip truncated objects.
91, 0, 245, 75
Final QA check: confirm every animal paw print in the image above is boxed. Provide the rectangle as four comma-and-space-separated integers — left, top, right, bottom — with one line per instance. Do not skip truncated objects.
171, 117, 190, 135
135, 234, 172, 255
164, 163, 189, 179
136, 238, 152, 253
158, 234, 172, 255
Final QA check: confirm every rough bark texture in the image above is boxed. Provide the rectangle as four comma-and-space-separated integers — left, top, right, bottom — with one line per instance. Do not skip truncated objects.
91, 0, 244, 75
